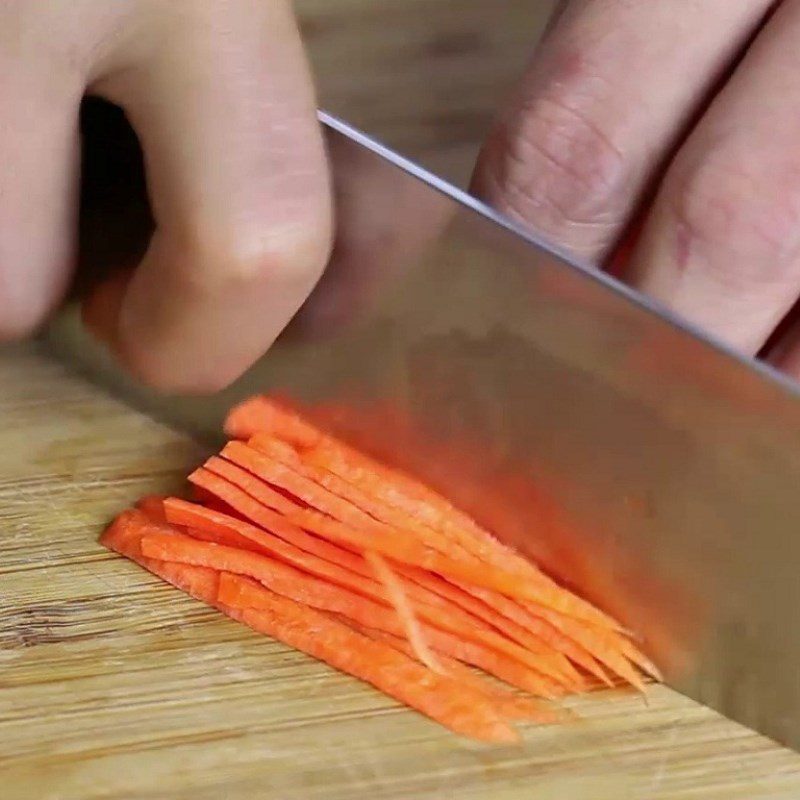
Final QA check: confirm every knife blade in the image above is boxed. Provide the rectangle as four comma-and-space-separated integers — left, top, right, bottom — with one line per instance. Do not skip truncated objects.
46, 110, 800, 751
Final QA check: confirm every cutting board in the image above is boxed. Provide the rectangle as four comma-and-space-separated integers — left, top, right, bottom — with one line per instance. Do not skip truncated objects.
3, 343, 800, 800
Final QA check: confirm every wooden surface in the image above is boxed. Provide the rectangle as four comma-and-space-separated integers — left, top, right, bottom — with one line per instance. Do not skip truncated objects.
3, 344, 800, 800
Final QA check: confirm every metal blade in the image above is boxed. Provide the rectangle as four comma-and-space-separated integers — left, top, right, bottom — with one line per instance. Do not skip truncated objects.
47, 111, 800, 751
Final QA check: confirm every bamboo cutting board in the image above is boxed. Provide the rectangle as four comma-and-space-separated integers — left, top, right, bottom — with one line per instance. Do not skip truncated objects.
3, 342, 800, 800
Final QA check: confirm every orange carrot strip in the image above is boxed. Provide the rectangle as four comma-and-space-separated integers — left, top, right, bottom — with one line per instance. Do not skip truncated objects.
135, 495, 169, 524
105, 513, 518, 742
223, 441, 476, 566
215, 574, 519, 743
220, 576, 565, 700
522, 602, 646, 691
209, 558, 564, 699
364, 549, 442, 674
100, 509, 220, 605
161, 497, 575, 687
239, 402, 623, 632
288, 506, 592, 623
188, 465, 584, 691
280, 434, 624, 632
447, 581, 614, 687
338, 616, 568, 724
224, 396, 321, 447
203, 455, 300, 516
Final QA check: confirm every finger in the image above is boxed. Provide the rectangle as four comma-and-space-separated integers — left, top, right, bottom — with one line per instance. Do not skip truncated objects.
626, 0, 800, 354
470, 0, 772, 263
288, 122, 454, 340
91, 0, 331, 392
0, 31, 82, 338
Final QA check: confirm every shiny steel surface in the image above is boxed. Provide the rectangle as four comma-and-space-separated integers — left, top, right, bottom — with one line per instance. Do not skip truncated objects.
47, 111, 800, 751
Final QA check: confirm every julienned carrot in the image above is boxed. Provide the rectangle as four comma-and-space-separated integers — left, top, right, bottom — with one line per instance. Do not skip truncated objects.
234, 401, 625, 633
186, 467, 580, 680
247, 430, 623, 632
286, 506, 593, 628
364, 549, 442, 673
215, 574, 519, 743
521, 601, 647, 692
224, 396, 321, 448
447, 580, 613, 687
152, 505, 577, 688
101, 509, 220, 605
222, 441, 474, 567
214, 564, 564, 699
250, 433, 478, 560
337, 615, 568, 724
105, 511, 519, 741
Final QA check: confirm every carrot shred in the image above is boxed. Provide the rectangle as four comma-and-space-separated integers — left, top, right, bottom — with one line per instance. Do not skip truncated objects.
337, 615, 570, 724
101, 509, 220, 605
215, 574, 519, 743
224, 396, 321, 448
364, 549, 443, 674
216, 570, 564, 699
100, 394, 660, 741
162, 493, 576, 687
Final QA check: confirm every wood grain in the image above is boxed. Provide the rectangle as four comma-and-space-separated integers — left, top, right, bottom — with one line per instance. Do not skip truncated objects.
2, 343, 800, 800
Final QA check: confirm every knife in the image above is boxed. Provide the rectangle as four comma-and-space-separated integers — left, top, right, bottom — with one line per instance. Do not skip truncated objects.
45, 108, 800, 751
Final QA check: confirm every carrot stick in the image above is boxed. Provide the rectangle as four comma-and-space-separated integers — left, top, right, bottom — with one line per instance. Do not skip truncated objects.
337, 615, 569, 724
214, 574, 519, 743
153, 507, 576, 687
364, 549, 443, 674
105, 514, 520, 742
186, 471, 579, 686
447, 581, 614, 687
287, 506, 594, 625
218, 570, 564, 699
100, 509, 220, 605
222, 441, 472, 565
224, 396, 321, 447
521, 602, 647, 691
237, 402, 624, 633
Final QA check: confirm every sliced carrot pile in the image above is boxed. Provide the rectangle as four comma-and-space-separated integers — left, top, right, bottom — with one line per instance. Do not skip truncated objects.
101, 394, 660, 743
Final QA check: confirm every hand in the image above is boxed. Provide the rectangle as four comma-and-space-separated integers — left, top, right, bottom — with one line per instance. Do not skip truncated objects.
472, 1, 800, 377
0, 0, 331, 392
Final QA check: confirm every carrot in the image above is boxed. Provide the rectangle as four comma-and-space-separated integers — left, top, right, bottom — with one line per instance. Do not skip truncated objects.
521, 602, 647, 691
224, 396, 321, 447
135, 495, 170, 524
222, 441, 474, 566
190, 471, 581, 686
338, 616, 569, 724
364, 549, 442, 674
152, 507, 576, 688
236, 402, 627, 633
448, 581, 614, 687
212, 562, 564, 699
215, 574, 519, 743
100, 509, 220, 605
289, 506, 597, 624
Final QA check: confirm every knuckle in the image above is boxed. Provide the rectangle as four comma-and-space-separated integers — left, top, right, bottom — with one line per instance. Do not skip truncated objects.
178, 217, 332, 298
481, 91, 629, 240
673, 155, 800, 286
